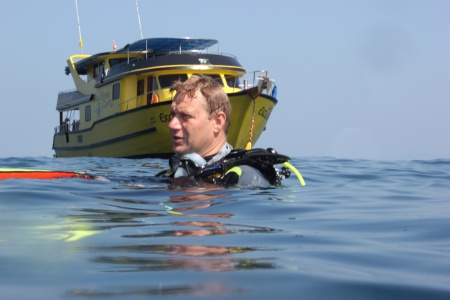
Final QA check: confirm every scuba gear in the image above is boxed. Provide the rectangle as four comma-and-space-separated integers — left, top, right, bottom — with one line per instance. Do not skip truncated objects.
164, 147, 305, 187
170, 153, 206, 177
195, 148, 292, 186
170, 142, 233, 178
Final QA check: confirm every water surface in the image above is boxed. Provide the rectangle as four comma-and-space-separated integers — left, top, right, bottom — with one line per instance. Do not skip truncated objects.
1, 157, 449, 299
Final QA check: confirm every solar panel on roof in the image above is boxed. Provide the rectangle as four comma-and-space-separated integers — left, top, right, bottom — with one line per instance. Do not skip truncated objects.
117, 38, 218, 53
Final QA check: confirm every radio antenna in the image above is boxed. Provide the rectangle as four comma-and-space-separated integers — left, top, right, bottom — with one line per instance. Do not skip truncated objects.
135, 0, 144, 39
75, 0, 83, 53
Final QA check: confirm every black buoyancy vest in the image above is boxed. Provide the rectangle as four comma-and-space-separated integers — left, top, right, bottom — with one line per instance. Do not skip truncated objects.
194, 148, 291, 186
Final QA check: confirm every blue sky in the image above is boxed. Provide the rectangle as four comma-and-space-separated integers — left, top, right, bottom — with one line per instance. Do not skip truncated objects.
0, 0, 448, 160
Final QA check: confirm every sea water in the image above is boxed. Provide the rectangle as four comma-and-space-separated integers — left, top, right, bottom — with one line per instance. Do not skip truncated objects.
0, 156, 449, 300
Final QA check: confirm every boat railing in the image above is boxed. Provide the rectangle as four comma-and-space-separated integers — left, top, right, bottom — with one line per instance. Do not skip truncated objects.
119, 89, 162, 111
58, 88, 77, 95
118, 71, 275, 112
56, 70, 276, 118
117, 71, 276, 112
54, 120, 80, 134
55, 126, 62, 134
228, 70, 277, 97
163, 50, 238, 60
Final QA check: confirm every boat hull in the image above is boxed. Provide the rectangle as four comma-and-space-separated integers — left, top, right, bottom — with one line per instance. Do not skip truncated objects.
52, 92, 276, 158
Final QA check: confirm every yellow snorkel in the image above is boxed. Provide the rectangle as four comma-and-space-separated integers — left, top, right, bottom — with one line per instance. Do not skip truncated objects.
282, 162, 306, 186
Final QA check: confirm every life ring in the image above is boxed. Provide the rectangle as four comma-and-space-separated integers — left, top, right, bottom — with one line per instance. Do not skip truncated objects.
151, 94, 159, 104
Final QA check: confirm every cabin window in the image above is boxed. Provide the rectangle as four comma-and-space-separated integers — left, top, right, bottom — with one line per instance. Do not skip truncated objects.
109, 58, 128, 69
93, 63, 98, 79
113, 83, 120, 100
225, 76, 240, 88
158, 74, 188, 89
153, 77, 159, 91
99, 62, 105, 78
85, 105, 91, 121
211, 74, 223, 85
137, 79, 144, 96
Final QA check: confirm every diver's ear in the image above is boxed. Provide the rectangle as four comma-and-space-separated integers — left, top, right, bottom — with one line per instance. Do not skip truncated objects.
213, 111, 226, 133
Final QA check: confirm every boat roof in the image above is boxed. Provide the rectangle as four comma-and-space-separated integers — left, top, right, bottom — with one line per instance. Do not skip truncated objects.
116, 37, 218, 54
67, 38, 220, 75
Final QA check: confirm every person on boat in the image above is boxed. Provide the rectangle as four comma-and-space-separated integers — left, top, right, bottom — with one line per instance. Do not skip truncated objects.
157, 74, 291, 187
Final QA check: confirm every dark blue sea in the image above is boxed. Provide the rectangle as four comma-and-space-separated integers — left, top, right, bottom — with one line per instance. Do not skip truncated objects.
1, 156, 449, 300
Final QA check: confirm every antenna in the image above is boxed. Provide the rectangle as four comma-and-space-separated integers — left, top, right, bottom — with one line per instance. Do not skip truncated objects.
135, 0, 144, 39
75, 0, 83, 53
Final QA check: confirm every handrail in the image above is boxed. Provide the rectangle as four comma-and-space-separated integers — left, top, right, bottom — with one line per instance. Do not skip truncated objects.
56, 70, 276, 122
119, 88, 161, 111
118, 70, 274, 111
58, 88, 77, 95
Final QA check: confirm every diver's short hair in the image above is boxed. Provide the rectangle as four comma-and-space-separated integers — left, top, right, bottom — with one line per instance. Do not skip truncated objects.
171, 75, 231, 133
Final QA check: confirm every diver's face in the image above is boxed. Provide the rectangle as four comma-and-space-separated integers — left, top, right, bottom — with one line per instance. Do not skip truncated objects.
168, 91, 216, 156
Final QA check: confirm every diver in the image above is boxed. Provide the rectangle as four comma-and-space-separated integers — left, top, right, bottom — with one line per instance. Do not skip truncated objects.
157, 75, 302, 188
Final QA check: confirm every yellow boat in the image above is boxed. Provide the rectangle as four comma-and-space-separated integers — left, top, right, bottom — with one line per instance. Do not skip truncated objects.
52, 38, 278, 158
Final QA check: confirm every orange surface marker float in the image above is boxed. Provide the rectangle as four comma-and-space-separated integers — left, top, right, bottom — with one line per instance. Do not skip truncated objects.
0, 168, 96, 180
